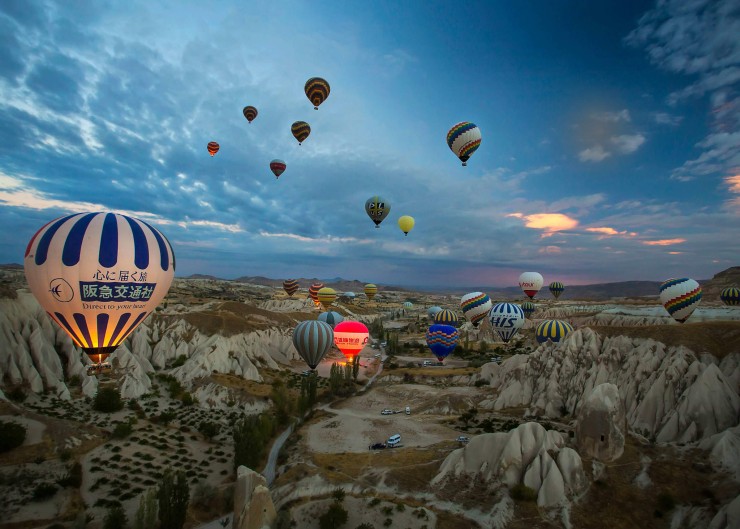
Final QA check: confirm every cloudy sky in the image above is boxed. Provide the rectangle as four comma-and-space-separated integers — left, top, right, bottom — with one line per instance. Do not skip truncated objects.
1, 0, 738, 289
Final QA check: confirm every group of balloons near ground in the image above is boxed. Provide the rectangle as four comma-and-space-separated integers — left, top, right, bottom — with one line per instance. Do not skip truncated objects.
204, 77, 487, 238
21, 212, 740, 373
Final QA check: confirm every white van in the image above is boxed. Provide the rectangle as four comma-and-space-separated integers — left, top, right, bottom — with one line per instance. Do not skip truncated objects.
405, 406, 411, 415
387, 434, 401, 447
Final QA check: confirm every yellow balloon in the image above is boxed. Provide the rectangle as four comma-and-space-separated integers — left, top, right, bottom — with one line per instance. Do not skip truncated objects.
398, 216, 415, 236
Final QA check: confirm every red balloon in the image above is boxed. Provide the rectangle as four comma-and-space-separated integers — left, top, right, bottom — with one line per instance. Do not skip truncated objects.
333, 321, 369, 362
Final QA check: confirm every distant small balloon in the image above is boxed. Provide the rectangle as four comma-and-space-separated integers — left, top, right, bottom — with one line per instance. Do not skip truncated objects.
283, 279, 299, 297
434, 309, 459, 327
291, 121, 311, 145
243, 106, 258, 123
305, 77, 330, 110
398, 216, 415, 236
318, 311, 344, 329
365, 196, 391, 228
535, 320, 574, 344
519, 272, 544, 299
308, 282, 324, 307
270, 159, 287, 179
364, 284, 377, 301
317, 287, 337, 310
721, 287, 740, 306
549, 281, 564, 300
446, 122, 481, 166
521, 301, 536, 319
207, 142, 219, 156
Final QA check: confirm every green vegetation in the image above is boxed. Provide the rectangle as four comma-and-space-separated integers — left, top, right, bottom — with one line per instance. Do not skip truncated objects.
104, 504, 128, 529
157, 469, 190, 529
233, 414, 276, 471
0, 420, 26, 452
319, 502, 348, 529
510, 483, 537, 502
93, 387, 124, 412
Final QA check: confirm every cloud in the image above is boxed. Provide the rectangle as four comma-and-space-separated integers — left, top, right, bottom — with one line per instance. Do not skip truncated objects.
578, 145, 610, 162
642, 238, 687, 246
592, 109, 631, 122
670, 131, 740, 181
585, 227, 638, 239
610, 134, 646, 154
508, 212, 579, 235
652, 112, 683, 126
538, 245, 562, 254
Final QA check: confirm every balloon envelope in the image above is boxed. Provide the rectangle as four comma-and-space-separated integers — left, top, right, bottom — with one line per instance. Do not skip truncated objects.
535, 320, 574, 344
333, 321, 369, 362
489, 303, 525, 343
293, 320, 333, 369
721, 287, 740, 306
283, 279, 299, 297
521, 301, 536, 319
549, 281, 564, 300
446, 122, 481, 166
434, 309, 459, 327
318, 311, 344, 329
403, 301, 413, 309
427, 306, 443, 319
243, 106, 258, 123
207, 141, 219, 156
305, 77, 330, 109
291, 121, 311, 144
308, 282, 324, 306
519, 272, 544, 299
398, 216, 415, 236
365, 196, 390, 228
364, 284, 378, 301
270, 159, 286, 179
460, 292, 492, 327
426, 324, 459, 362
317, 287, 337, 310
659, 278, 702, 323
24, 212, 175, 364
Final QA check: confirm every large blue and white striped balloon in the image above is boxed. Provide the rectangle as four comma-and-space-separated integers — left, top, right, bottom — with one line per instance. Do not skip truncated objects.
24, 212, 175, 363
488, 302, 525, 343
293, 320, 334, 370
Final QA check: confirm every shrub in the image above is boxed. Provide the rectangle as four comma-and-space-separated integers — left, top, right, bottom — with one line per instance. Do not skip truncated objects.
319, 502, 348, 529
510, 484, 537, 502
94, 388, 123, 412
32, 483, 58, 501
104, 504, 127, 529
332, 488, 345, 503
58, 462, 83, 488
198, 421, 221, 440
0, 420, 26, 452
657, 492, 676, 513
368, 498, 381, 507
8, 387, 27, 402
380, 506, 393, 516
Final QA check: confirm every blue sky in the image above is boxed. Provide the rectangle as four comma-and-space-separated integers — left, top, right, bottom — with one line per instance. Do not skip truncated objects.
0, 0, 738, 289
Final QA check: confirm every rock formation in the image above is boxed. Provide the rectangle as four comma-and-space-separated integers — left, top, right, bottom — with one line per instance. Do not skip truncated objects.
234, 466, 276, 529
575, 383, 626, 461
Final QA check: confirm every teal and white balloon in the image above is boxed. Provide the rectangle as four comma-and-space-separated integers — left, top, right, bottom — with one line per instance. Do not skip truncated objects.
318, 311, 344, 329
293, 320, 333, 370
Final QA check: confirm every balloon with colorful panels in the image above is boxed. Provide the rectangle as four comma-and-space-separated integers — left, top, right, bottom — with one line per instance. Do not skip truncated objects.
283, 279, 299, 297
293, 320, 333, 370
426, 324, 459, 362
242, 106, 258, 123
519, 272, 543, 299
398, 216, 415, 236
305, 77, 330, 110
333, 321, 369, 363
317, 287, 337, 310
403, 301, 413, 309
460, 292, 492, 328
659, 278, 702, 323
270, 159, 286, 179
291, 121, 311, 145
549, 281, 565, 300
308, 282, 324, 307
364, 283, 377, 301
365, 196, 391, 228
446, 121, 481, 166
521, 301, 536, 319
207, 141, 219, 156
427, 306, 443, 320
720, 287, 740, 306
434, 309, 459, 327
488, 302, 525, 344
318, 311, 344, 329
24, 212, 175, 370
535, 320, 574, 344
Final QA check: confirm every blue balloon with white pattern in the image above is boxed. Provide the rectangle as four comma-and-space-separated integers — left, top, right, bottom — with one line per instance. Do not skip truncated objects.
488, 302, 525, 343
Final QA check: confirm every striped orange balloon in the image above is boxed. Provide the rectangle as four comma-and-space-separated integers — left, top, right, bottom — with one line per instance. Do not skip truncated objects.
291, 121, 311, 145
243, 106, 258, 123
305, 77, 330, 109
207, 141, 219, 156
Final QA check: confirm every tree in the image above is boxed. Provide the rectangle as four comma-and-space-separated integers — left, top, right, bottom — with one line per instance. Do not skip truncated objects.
319, 502, 348, 529
270, 380, 293, 426
104, 504, 127, 529
351, 356, 360, 381
93, 387, 123, 412
198, 421, 220, 441
157, 470, 190, 529
134, 488, 158, 529
233, 414, 274, 471
0, 420, 26, 452
329, 363, 343, 395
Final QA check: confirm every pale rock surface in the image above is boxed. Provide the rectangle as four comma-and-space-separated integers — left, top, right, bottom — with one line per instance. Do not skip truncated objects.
576, 383, 626, 461
699, 425, 740, 481
432, 422, 586, 507
480, 328, 740, 443
258, 298, 311, 312
708, 493, 740, 529
193, 383, 269, 414
233, 466, 276, 529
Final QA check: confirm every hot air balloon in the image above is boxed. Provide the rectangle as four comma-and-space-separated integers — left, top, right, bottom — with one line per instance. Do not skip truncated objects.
521, 301, 536, 319
460, 292, 492, 328
291, 121, 311, 145
308, 282, 324, 307
333, 321, 369, 362
549, 281, 564, 300
293, 320, 333, 370
270, 159, 286, 179
283, 279, 299, 297
304, 77, 330, 110
403, 301, 413, 309
659, 278, 702, 323
398, 216, 415, 236
427, 306, 443, 320
446, 122, 481, 166
243, 106, 258, 123
317, 287, 337, 310
426, 324, 459, 362
519, 272, 544, 299
535, 320, 573, 344
489, 303, 525, 343
365, 196, 390, 228
318, 311, 344, 329
434, 309, 459, 327
24, 212, 175, 368
721, 287, 740, 306
364, 283, 377, 301
207, 141, 219, 156
342, 291, 356, 301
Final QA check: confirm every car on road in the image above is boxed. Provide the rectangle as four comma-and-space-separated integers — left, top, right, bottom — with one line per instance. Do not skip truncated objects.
381, 409, 394, 415
490, 356, 502, 364
381, 341, 387, 347
456, 435, 470, 443
422, 360, 434, 366
369, 442, 386, 450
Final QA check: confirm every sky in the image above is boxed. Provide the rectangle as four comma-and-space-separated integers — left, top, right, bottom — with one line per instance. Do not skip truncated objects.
0, 0, 738, 289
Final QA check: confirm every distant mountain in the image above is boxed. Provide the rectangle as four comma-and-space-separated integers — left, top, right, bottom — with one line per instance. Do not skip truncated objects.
233, 276, 408, 292
184, 274, 224, 280
700, 266, 740, 300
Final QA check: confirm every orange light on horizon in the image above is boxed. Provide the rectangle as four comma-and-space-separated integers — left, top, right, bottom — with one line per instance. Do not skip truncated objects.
507, 212, 578, 235
642, 238, 687, 246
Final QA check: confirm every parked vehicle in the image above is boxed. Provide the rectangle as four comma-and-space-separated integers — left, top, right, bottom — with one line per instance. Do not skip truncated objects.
422, 360, 434, 366
405, 406, 411, 415
381, 409, 394, 415
456, 435, 470, 443
387, 434, 401, 447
